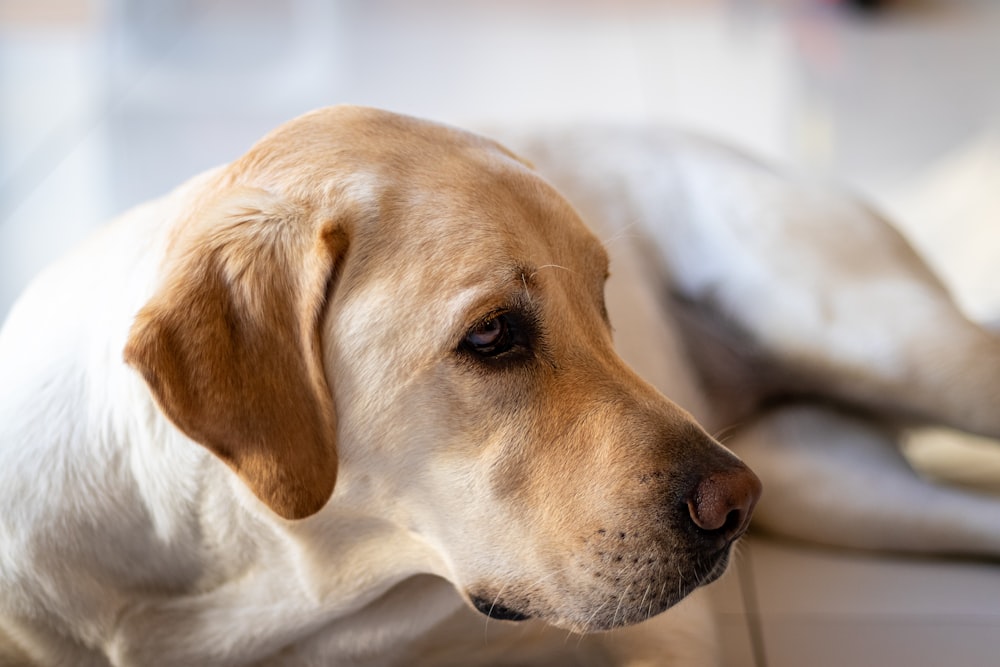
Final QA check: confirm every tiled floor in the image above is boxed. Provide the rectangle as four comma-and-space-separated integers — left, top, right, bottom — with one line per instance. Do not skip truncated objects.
3, 1, 1000, 665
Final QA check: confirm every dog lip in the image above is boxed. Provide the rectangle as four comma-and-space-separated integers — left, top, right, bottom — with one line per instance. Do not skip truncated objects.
698, 545, 735, 587
470, 595, 531, 622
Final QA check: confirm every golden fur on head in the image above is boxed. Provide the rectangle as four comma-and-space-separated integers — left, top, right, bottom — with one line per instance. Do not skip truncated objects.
125, 106, 758, 632
124, 107, 530, 520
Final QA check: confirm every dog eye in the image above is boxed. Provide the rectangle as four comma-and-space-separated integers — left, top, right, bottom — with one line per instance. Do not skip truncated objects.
464, 315, 515, 357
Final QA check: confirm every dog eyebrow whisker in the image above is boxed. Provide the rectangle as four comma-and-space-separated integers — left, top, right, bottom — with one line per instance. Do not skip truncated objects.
599, 219, 642, 249
529, 263, 576, 279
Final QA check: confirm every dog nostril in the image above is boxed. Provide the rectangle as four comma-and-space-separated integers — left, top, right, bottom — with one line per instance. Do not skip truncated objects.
687, 466, 762, 542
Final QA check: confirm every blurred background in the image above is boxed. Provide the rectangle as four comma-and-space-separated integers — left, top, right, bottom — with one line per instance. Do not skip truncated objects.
2, 0, 1000, 665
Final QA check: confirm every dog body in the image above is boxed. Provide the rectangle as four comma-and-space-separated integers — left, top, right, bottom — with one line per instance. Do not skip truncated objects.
0, 107, 996, 666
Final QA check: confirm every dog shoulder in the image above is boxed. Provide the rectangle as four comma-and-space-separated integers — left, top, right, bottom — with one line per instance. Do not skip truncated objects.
0, 167, 238, 646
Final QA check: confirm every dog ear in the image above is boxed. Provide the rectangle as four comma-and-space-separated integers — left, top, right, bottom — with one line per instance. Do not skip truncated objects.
124, 191, 348, 520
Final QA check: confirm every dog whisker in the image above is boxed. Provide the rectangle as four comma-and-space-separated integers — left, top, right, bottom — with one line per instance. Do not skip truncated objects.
646, 581, 667, 620
529, 263, 576, 280
482, 573, 517, 644
599, 219, 642, 249
610, 582, 633, 629
712, 422, 744, 445
480, 563, 580, 643
573, 598, 612, 647
637, 581, 651, 613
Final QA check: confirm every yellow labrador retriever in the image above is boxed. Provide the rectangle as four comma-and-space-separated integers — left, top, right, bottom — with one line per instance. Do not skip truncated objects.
0, 107, 758, 666
0, 106, 995, 665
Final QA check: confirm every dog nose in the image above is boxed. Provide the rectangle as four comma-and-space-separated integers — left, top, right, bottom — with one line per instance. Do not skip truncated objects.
687, 466, 762, 543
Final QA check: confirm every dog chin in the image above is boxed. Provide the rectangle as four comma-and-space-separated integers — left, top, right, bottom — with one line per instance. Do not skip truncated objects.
465, 546, 733, 633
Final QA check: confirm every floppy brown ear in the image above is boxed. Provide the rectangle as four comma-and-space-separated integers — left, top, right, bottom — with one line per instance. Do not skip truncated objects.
124, 192, 348, 520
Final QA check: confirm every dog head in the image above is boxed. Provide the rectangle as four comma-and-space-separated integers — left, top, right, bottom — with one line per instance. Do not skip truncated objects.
125, 106, 760, 633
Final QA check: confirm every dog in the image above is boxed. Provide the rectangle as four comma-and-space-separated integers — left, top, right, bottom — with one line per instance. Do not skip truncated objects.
0, 105, 993, 666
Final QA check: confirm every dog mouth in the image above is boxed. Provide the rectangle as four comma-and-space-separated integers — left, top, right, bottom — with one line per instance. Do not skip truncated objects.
469, 595, 532, 622
466, 542, 735, 631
